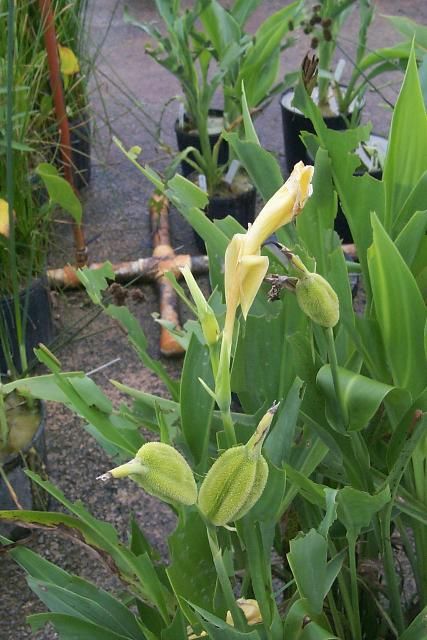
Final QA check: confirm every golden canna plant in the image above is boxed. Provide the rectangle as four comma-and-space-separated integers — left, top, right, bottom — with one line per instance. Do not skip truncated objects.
1, 49, 427, 640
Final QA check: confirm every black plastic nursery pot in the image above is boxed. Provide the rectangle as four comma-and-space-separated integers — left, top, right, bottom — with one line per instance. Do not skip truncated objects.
0, 400, 48, 541
280, 88, 359, 175
193, 173, 257, 254
175, 108, 229, 177
69, 113, 91, 190
0, 278, 53, 375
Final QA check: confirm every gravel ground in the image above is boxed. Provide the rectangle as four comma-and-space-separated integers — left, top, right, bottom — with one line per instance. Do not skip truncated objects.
1, 0, 426, 638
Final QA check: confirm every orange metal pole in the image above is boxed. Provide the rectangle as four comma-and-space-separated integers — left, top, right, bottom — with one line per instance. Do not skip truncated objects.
38, 0, 87, 267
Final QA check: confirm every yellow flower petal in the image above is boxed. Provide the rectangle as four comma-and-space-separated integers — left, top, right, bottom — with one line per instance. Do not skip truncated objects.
238, 254, 269, 319
245, 161, 314, 253
226, 598, 263, 626
0, 199, 11, 237
58, 45, 80, 76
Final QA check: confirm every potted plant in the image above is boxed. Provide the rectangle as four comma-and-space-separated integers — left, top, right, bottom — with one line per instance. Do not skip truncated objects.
1, 49, 426, 640
280, 0, 412, 173
0, 0, 83, 539
125, 0, 301, 249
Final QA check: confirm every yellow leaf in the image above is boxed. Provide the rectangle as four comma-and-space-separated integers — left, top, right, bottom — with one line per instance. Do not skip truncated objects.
58, 45, 80, 76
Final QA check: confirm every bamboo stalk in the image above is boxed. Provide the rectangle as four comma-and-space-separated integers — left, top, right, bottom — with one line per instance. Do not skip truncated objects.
38, 0, 87, 267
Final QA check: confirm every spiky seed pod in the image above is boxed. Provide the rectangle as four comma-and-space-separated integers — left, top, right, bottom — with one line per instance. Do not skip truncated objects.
198, 447, 268, 526
99, 442, 197, 506
198, 403, 278, 526
295, 272, 339, 328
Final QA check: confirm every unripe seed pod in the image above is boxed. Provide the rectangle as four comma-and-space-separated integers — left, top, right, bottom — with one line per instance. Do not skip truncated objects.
198, 403, 278, 526
295, 272, 339, 328
98, 442, 197, 506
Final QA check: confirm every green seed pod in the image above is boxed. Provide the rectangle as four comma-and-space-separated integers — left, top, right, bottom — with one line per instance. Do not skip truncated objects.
295, 272, 339, 328
198, 403, 278, 526
98, 442, 197, 506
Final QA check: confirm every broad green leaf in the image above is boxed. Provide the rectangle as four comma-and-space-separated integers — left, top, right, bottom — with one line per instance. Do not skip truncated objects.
36, 163, 82, 222
223, 132, 283, 201
392, 171, 427, 235
395, 210, 427, 268
383, 48, 427, 230
368, 213, 427, 396
2, 474, 172, 614
180, 333, 214, 469
296, 149, 337, 276
385, 15, 427, 50
28, 612, 134, 639
399, 604, 427, 640
232, 301, 298, 412
230, 0, 263, 26
287, 529, 328, 614
200, 0, 240, 61
317, 364, 410, 432
27, 577, 142, 639
190, 603, 261, 639
241, 83, 260, 146
336, 485, 391, 536
294, 84, 384, 289
167, 511, 218, 615
166, 174, 209, 211
284, 465, 327, 507
283, 598, 338, 639
264, 378, 304, 466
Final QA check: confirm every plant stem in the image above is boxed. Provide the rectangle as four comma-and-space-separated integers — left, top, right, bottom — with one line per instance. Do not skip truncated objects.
348, 534, 362, 640
6, 0, 28, 375
222, 409, 237, 449
325, 326, 348, 429
0, 388, 9, 448
206, 525, 246, 631
380, 508, 405, 635
327, 591, 345, 639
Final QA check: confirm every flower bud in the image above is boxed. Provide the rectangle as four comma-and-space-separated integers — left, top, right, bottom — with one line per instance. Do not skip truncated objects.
98, 442, 197, 506
198, 403, 278, 526
296, 272, 339, 328
180, 265, 220, 346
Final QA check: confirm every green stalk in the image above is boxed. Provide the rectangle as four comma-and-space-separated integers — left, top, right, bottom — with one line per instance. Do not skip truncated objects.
347, 533, 362, 640
0, 388, 9, 448
327, 591, 346, 639
206, 525, 246, 631
237, 519, 278, 640
395, 516, 420, 595
325, 326, 348, 429
6, 0, 28, 375
380, 508, 405, 634
221, 409, 237, 449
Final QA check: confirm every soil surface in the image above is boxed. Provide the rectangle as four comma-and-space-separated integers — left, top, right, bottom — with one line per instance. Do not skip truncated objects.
1, 1, 426, 638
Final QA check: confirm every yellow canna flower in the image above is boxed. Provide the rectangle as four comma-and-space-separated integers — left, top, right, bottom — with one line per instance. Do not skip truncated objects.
58, 44, 80, 76
226, 598, 263, 626
222, 162, 314, 348
244, 161, 314, 255
187, 599, 262, 637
